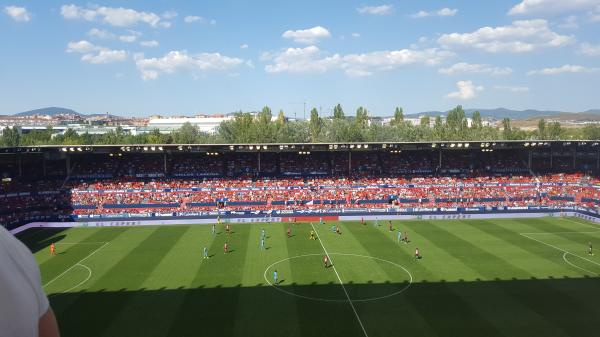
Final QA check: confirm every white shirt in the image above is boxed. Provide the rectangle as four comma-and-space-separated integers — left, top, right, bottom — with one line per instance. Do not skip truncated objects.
0, 226, 49, 337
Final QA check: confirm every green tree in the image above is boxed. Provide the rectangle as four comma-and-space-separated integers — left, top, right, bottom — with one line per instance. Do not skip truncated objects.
173, 122, 200, 144
276, 110, 286, 126
355, 106, 369, 128
502, 118, 512, 140
583, 124, 600, 140
333, 104, 345, 119
471, 111, 483, 129
392, 107, 404, 126
420, 115, 430, 127
309, 108, 322, 142
537, 119, 547, 139
548, 121, 562, 140
0, 126, 21, 147
218, 112, 257, 143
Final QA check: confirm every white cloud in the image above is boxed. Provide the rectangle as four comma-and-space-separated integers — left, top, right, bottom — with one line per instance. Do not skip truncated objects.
60, 4, 164, 28
4, 6, 31, 22
66, 40, 102, 53
88, 28, 115, 39
494, 85, 530, 93
134, 51, 246, 80
446, 80, 483, 100
184, 15, 202, 23
558, 15, 579, 29
357, 5, 393, 15
263, 45, 453, 77
81, 49, 128, 64
162, 11, 177, 19
240, 44, 249, 49
119, 35, 138, 43
352, 33, 361, 38
66, 40, 127, 64
282, 26, 331, 44
527, 64, 600, 75
140, 40, 159, 47
579, 42, 600, 56
438, 19, 574, 53
508, 0, 600, 16
438, 62, 513, 76
412, 8, 458, 18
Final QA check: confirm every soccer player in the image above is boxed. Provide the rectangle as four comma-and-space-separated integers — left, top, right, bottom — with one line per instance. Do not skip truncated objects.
397, 231, 402, 244
212, 224, 216, 236
260, 237, 265, 251
273, 270, 278, 285
389, 221, 393, 232
404, 232, 409, 244
589, 242, 594, 256
217, 215, 221, 224
224, 242, 229, 254
50, 243, 56, 256
203, 247, 209, 259
331, 224, 337, 233
415, 247, 421, 260
226, 224, 230, 234
287, 227, 292, 238
361, 217, 365, 225
310, 230, 316, 240
374, 217, 379, 227
261, 228, 266, 239
323, 255, 329, 268
319, 217, 324, 225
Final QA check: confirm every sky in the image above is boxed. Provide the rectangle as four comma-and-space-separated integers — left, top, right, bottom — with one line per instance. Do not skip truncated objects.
1, 0, 600, 117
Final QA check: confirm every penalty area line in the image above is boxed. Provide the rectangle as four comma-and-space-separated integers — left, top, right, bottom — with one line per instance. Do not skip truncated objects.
43, 242, 109, 289
310, 223, 370, 337
520, 233, 600, 269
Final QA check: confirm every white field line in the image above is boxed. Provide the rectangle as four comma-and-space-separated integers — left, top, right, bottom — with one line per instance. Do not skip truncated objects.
59, 264, 93, 293
561, 217, 600, 230
310, 223, 369, 337
562, 253, 598, 276
56, 242, 109, 245
520, 231, 600, 235
43, 242, 109, 289
520, 233, 600, 269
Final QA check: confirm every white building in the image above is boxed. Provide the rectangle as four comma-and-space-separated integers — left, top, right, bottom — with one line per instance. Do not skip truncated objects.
147, 115, 235, 134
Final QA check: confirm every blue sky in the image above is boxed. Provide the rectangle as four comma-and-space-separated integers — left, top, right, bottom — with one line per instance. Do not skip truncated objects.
1, 0, 600, 117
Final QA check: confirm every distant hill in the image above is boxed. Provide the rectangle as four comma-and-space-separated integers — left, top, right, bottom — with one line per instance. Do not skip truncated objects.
14, 107, 81, 117
409, 108, 600, 120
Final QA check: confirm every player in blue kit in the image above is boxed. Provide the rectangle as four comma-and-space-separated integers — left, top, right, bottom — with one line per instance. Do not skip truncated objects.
397, 230, 402, 244
273, 270, 278, 285
203, 246, 209, 259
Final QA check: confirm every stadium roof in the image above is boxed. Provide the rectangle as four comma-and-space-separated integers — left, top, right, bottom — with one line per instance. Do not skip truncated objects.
0, 140, 598, 154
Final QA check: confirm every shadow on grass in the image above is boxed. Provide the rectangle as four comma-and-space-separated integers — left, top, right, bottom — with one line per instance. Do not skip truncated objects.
16, 228, 69, 254
48, 276, 600, 337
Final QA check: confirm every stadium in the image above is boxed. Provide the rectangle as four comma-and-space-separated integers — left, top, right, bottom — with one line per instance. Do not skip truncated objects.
2, 140, 600, 337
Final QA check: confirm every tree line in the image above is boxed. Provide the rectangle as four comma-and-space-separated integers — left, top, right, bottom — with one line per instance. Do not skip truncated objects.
1, 105, 598, 147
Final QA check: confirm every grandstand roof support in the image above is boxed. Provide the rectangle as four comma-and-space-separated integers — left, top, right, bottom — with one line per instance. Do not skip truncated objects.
348, 151, 351, 176
164, 153, 168, 175
258, 152, 261, 174
528, 150, 532, 170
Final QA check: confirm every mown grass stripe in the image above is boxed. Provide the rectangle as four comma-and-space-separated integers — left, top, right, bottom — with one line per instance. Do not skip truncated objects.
166, 223, 251, 337
421, 220, 593, 337
348, 221, 505, 337
55, 226, 187, 337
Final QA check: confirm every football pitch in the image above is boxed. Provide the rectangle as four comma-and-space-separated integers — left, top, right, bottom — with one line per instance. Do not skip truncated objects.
19, 217, 600, 337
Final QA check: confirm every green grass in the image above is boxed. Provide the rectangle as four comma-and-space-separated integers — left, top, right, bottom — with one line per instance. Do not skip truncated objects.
18, 217, 600, 337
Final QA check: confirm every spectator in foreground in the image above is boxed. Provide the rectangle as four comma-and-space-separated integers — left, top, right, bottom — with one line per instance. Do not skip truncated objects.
0, 226, 61, 337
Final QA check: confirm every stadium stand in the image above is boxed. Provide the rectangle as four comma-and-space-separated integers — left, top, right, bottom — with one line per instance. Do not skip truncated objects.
1, 141, 599, 229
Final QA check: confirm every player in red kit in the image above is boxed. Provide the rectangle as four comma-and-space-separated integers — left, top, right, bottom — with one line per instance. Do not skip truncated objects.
287, 227, 292, 238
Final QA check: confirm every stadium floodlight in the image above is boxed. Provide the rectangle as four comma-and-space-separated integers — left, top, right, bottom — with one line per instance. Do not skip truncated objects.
364, 144, 369, 148
263, 145, 267, 150
350, 145, 355, 149
334, 145, 338, 149
431, 143, 437, 148
249, 146, 254, 150
524, 143, 530, 147
61, 147, 68, 152
77, 147, 82, 152
457, 143, 463, 148
450, 143, 456, 148
464, 143, 470, 148
158, 146, 164, 151
143, 147, 148, 151
69, 147, 75, 152
357, 144, 362, 149
229, 145, 234, 150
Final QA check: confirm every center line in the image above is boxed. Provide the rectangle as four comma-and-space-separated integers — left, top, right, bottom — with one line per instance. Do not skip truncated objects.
311, 223, 369, 337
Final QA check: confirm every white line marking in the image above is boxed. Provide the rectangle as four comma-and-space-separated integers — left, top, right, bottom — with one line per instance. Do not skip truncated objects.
55, 263, 93, 294
263, 253, 412, 303
43, 242, 109, 288
311, 223, 369, 337
562, 253, 598, 276
520, 233, 600, 268
561, 217, 600, 230
55, 242, 108, 245
520, 231, 600, 235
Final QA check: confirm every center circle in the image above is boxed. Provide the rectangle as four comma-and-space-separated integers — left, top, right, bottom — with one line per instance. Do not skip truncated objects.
263, 253, 412, 302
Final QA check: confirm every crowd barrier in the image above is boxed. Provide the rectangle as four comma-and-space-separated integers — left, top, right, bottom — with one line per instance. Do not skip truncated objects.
9, 207, 600, 235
